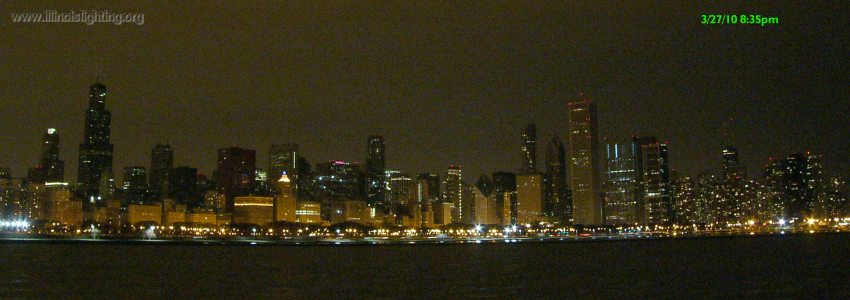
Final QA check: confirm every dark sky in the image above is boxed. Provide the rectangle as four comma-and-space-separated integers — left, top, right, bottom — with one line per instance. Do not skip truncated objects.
1, 1, 848, 184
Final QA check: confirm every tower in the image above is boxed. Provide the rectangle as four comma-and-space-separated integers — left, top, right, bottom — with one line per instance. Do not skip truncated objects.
149, 144, 174, 196
544, 134, 569, 221
521, 124, 537, 173
365, 136, 386, 210
30, 128, 64, 182
77, 82, 114, 202
215, 147, 257, 212
568, 94, 602, 225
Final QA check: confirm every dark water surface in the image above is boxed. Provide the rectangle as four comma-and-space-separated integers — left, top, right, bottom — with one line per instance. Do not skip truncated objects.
1, 234, 848, 299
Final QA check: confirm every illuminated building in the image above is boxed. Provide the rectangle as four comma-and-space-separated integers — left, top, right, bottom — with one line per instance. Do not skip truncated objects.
105, 198, 121, 227
77, 82, 115, 202
127, 203, 162, 225
232, 196, 274, 225
29, 128, 64, 183
521, 123, 537, 173
516, 173, 543, 224
433, 202, 454, 225
123, 166, 147, 191
417, 173, 441, 204
544, 134, 570, 221
45, 183, 82, 227
295, 200, 322, 224
473, 175, 498, 224
639, 140, 671, 224
722, 146, 747, 182
121, 166, 148, 206
492, 172, 517, 225
568, 95, 602, 225
215, 147, 256, 212
20, 182, 47, 221
328, 200, 368, 223
163, 209, 186, 226
204, 190, 226, 213
149, 143, 173, 197
268, 144, 298, 184
365, 136, 386, 209
603, 141, 638, 225
185, 211, 217, 226
313, 160, 365, 201
388, 173, 415, 211
671, 175, 698, 224
444, 165, 463, 222
274, 173, 297, 222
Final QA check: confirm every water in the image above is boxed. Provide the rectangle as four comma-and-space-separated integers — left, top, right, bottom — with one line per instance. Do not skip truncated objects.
1, 234, 848, 298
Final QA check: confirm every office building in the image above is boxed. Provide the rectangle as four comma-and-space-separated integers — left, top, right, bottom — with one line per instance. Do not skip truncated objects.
215, 147, 256, 211
77, 82, 115, 201
568, 95, 602, 224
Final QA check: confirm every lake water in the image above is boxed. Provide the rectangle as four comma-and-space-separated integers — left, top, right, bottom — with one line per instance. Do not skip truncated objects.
1, 234, 848, 298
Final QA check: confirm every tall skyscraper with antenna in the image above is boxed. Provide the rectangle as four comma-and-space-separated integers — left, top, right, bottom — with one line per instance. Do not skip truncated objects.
77, 82, 115, 203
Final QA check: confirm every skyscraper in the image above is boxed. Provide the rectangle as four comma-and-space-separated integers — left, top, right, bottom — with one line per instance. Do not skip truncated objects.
640, 141, 671, 224
29, 128, 64, 183
269, 143, 299, 183
603, 141, 638, 225
215, 147, 256, 212
445, 165, 463, 222
77, 82, 114, 201
516, 173, 543, 224
149, 144, 174, 196
169, 166, 199, 208
568, 95, 602, 225
274, 172, 297, 222
492, 171, 517, 225
122, 166, 148, 191
365, 136, 386, 209
521, 124, 537, 173
417, 173, 441, 204
722, 146, 747, 182
544, 135, 569, 221
313, 160, 364, 201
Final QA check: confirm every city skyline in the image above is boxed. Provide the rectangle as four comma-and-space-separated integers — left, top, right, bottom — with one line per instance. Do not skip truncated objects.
2, 2, 848, 184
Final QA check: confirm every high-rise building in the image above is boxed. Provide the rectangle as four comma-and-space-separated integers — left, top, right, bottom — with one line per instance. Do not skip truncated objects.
521, 124, 537, 173
365, 136, 386, 209
603, 142, 638, 225
544, 135, 569, 221
388, 173, 415, 209
516, 173, 543, 224
568, 95, 602, 225
639, 141, 672, 224
313, 160, 364, 201
169, 166, 199, 208
29, 128, 64, 183
268, 144, 303, 195
473, 174, 498, 224
274, 172, 297, 222
492, 172, 517, 225
215, 147, 257, 212
77, 82, 114, 201
122, 166, 147, 191
149, 144, 174, 196
121, 166, 148, 205
417, 173, 441, 204
722, 146, 747, 182
444, 165, 463, 223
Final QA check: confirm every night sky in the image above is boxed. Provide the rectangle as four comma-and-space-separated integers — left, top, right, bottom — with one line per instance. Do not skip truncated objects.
1, 1, 848, 183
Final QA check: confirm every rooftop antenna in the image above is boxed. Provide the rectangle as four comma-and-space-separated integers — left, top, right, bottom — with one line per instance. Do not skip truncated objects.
96, 62, 104, 83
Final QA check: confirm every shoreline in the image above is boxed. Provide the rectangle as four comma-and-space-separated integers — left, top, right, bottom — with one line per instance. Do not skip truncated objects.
1, 230, 845, 247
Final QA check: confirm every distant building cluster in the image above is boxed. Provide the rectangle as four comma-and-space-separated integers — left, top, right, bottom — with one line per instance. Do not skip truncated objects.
0, 83, 848, 234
